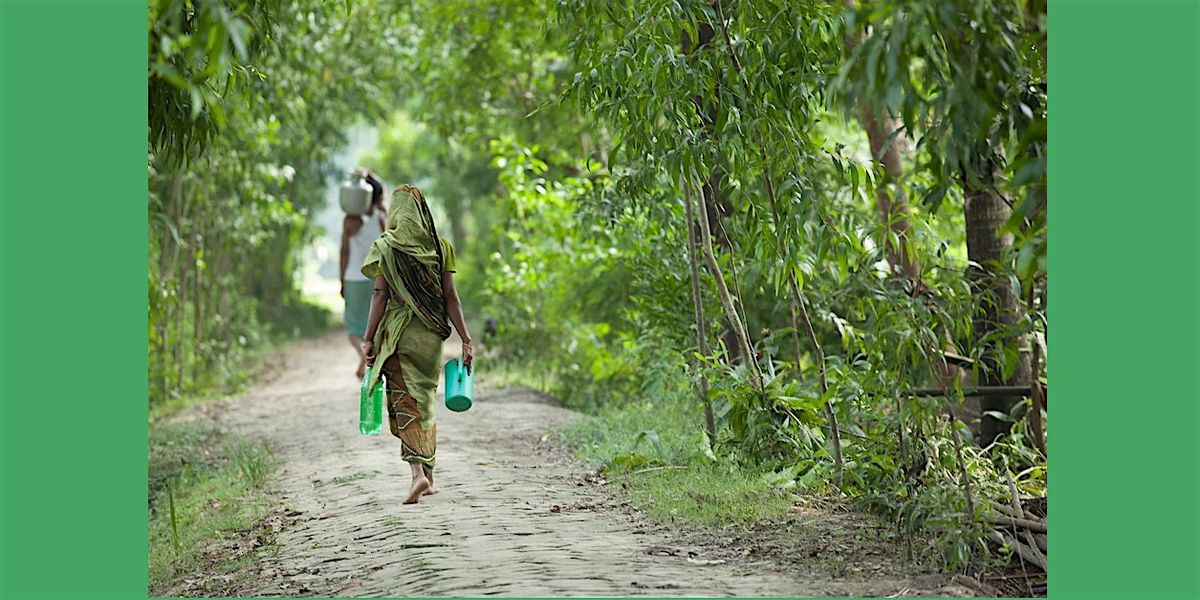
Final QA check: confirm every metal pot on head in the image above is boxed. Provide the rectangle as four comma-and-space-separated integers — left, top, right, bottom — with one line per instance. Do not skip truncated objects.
340, 171, 373, 216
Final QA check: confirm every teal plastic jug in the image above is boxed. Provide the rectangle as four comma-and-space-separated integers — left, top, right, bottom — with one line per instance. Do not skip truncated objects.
359, 370, 384, 435
444, 358, 474, 412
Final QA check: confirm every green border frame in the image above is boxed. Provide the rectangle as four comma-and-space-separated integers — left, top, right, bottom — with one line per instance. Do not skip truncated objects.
2, 0, 1198, 598
1050, 1, 1200, 599
2, 1, 148, 598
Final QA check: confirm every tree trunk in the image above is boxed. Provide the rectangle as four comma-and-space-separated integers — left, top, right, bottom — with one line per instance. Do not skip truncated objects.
689, 183, 762, 391
684, 188, 717, 440
193, 228, 202, 385
840, 0, 919, 282
963, 170, 1032, 447
683, 14, 742, 364
446, 196, 467, 253
860, 110, 921, 281
841, 1, 972, 419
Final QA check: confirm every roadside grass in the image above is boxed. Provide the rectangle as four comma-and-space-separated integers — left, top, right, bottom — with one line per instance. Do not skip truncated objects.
148, 420, 278, 596
147, 297, 333, 595
560, 395, 795, 529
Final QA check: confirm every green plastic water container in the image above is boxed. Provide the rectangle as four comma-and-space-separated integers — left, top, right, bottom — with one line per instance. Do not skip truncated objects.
444, 358, 474, 412
359, 370, 384, 435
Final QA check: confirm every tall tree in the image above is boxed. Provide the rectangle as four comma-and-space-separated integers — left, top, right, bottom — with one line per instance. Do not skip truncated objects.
835, 0, 1046, 446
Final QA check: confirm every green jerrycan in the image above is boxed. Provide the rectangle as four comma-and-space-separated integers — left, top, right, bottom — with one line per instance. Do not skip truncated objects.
444, 358, 474, 412
359, 370, 384, 435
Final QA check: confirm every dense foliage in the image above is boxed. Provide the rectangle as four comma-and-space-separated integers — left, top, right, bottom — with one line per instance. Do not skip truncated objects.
149, 0, 1047, 573
398, 0, 1047, 569
148, 0, 411, 403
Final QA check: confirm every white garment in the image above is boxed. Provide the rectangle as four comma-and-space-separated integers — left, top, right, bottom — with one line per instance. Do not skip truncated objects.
345, 209, 384, 281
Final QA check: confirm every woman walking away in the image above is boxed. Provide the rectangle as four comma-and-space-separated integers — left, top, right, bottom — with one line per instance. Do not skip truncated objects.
340, 168, 387, 379
361, 184, 474, 504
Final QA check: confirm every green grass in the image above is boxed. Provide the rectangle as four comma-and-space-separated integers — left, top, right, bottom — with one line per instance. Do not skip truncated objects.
148, 421, 278, 596
619, 466, 798, 527
145, 296, 329, 593
560, 395, 795, 529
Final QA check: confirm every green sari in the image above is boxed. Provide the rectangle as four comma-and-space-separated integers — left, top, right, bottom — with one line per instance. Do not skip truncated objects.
361, 184, 456, 469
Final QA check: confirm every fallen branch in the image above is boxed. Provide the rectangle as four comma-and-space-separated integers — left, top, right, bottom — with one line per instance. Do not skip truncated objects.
988, 497, 1043, 523
986, 530, 1047, 571
941, 351, 976, 368
630, 465, 688, 475
1007, 473, 1048, 568
984, 512, 1048, 533
986, 500, 1028, 521
908, 385, 1033, 397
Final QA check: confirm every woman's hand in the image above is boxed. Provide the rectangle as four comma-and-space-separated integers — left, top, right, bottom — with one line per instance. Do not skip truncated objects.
461, 340, 474, 374
362, 340, 376, 366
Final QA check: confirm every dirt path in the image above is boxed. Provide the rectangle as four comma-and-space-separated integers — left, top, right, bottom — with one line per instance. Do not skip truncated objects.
208, 333, 978, 597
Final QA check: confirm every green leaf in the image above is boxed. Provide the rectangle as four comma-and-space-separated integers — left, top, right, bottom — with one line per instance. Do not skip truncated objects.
983, 410, 1014, 423
633, 429, 664, 457
921, 185, 948, 211
189, 87, 203, 119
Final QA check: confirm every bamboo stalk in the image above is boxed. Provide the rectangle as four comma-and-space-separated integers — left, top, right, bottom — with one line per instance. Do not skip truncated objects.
193, 228, 202, 365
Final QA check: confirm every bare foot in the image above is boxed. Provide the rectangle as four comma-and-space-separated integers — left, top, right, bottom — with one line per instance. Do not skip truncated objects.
404, 477, 430, 504
423, 486, 439, 496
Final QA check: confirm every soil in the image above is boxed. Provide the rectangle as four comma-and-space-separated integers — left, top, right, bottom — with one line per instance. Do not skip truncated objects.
176, 332, 990, 597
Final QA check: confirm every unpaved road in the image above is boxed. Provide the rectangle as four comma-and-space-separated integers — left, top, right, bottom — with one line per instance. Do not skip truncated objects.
206, 332, 976, 597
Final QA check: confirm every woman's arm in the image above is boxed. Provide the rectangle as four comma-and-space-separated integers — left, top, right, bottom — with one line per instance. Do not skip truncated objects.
340, 216, 366, 297
339, 218, 351, 297
362, 275, 389, 365
443, 271, 474, 372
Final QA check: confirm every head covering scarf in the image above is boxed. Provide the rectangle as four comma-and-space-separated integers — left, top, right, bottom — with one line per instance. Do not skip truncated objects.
363, 184, 453, 340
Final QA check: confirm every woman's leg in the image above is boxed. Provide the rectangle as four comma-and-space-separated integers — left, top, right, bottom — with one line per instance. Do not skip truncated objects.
423, 464, 437, 495
404, 461, 430, 504
344, 281, 372, 378
383, 354, 437, 503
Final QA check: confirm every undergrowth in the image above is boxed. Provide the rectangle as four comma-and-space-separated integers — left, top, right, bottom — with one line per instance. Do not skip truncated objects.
147, 297, 326, 592
555, 378, 1043, 571
560, 393, 797, 528
148, 420, 277, 596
